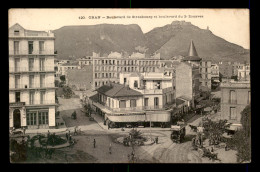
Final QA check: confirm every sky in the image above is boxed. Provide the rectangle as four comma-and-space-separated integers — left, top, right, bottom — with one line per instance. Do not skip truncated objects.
9, 9, 250, 49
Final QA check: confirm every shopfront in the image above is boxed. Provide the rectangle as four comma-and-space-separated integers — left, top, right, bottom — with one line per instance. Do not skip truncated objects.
26, 108, 49, 129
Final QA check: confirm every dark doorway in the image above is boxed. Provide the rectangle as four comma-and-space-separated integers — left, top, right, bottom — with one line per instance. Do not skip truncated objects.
13, 109, 21, 128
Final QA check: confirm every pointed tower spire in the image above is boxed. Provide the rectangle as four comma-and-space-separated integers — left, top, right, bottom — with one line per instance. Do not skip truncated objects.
188, 40, 198, 57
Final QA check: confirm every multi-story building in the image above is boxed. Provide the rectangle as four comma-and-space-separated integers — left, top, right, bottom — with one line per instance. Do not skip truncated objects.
211, 63, 220, 89
220, 79, 250, 126
211, 63, 220, 80
175, 62, 200, 108
77, 56, 93, 69
58, 62, 79, 77
92, 52, 163, 89
200, 60, 212, 90
9, 23, 57, 129
90, 71, 174, 128
237, 63, 250, 80
120, 72, 175, 109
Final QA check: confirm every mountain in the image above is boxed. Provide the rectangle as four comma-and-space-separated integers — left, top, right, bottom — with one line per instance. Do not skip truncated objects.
145, 21, 249, 62
53, 21, 249, 63
53, 24, 146, 59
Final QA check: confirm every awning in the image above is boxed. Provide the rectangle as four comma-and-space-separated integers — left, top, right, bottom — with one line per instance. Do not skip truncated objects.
228, 124, 242, 131
107, 111, 171, 123
107, 114, 146, 122
146, 111, 171, 122
93, 102, 112, 114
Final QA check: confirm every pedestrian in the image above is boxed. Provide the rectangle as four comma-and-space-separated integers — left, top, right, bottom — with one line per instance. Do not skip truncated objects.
225, 144, 228, 151
74, 126, 77, 135
211, 147, 214, 152
47, 130, 50, 139
66, 133, 68, 141
156, 137, 159, 144
23, 127, 26, 135
93, 139, 96, 148
109, 143, 112, 154
69, 134, 72, 143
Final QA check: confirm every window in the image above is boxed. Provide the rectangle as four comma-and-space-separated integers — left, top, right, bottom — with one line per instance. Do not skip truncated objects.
230, 107, 237, 120
95, 82, 97, 87
29, 58, 34, 71
14, 58, 20, 72
119, 100, 126, 108
134, 80, 138, 88
28, 41, 33, 54
248, 91, 251, 104
144, 98, 149, 107
40, 74, 45, 87
229, 90, 236, 104
95, 73, 97, 78
15, 92, 20, 102
154, 97, 159, 108
14, 41, 19, 54
29, 75, 34, 88
102, 73, 104, 78
29, 91, 35, 105
14, 30, 20, 36
39, 58, 45, 71
40, 91, 45, 104
39, 41, 44, 54
26, 112, 37, 126
15, 75, 20, 88
130, 99, 136, 107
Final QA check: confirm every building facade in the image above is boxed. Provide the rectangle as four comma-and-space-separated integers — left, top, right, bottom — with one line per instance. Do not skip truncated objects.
220, 80, 250, 124
9, 23, 57, 129
175, 62, 200, 108
200, 60, 212, 90
92, 52, 163, 89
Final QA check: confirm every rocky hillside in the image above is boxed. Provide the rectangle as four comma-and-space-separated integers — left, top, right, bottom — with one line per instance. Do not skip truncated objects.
145, 21, 249, 62
53, 24, 146, 58
53, 21, 249, 62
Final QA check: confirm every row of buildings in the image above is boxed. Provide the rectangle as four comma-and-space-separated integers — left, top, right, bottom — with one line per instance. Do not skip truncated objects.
9, 23, 250, 130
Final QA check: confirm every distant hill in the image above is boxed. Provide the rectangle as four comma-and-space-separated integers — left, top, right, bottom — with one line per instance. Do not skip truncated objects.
53, 21, 249, 63
145, 21, 249, 62
53, 24, 146, 59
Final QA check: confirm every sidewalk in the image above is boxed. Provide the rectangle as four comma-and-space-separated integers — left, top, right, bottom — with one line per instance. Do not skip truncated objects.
91, 112, 173, 132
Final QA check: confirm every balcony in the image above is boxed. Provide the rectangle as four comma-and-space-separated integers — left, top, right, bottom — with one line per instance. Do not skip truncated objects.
9, 66, 55, 73
10, 82, 56, 90
137, 89, 163, 94
27, 100, 56, 106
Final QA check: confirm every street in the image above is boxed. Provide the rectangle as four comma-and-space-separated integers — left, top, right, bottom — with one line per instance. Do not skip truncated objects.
24, 96, 236, 163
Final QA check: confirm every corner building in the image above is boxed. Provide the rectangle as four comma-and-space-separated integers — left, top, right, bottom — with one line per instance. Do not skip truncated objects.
9, 23, 57, 129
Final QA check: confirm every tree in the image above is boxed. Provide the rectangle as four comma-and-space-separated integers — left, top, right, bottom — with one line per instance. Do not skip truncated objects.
229, 105, 251, 162
63, 86, 73, 99
55, 80, 60, 87
60, 75, 66, 82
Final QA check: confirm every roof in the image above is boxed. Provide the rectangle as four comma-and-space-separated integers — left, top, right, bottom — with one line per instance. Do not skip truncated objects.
176, 98, 185, 106
61, 62, 79, 66
96, 83, 143, 98
178, 96, 192, 101
183, 40, 202, 61
89, 94, 99, 102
